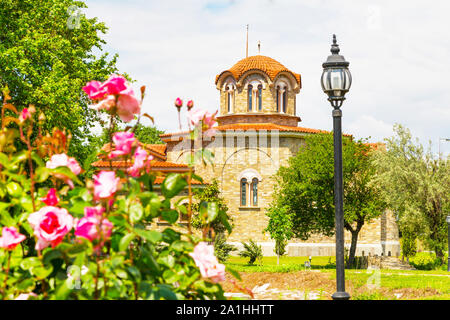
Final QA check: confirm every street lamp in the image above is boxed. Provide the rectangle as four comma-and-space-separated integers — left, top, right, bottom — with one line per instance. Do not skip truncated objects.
321, 34, 352, 300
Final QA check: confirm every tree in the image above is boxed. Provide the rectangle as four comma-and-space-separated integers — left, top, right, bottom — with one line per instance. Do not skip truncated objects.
191, 179, 232, 240
132, 123, 165, 145
269, 133, 385, 267
371, 124, 450, 262
265, 205, 293, 265
0, 0, 120, 163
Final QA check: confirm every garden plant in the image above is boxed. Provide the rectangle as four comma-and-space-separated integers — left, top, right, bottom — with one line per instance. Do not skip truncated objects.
0, 75, 239, 300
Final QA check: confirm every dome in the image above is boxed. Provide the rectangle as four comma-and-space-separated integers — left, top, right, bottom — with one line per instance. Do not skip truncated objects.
215, 55, 301, 86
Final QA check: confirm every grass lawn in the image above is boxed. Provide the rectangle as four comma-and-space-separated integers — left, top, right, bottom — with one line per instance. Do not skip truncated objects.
225, 255, 450, 300
226, 255, 335, 272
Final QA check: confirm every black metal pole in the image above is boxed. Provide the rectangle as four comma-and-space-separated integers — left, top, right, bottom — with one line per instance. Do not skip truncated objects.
331, 108, 350, 300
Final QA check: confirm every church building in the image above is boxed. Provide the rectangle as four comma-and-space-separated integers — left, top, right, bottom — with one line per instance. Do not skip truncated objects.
160, 54, 400, 257
94, 54, 400, 257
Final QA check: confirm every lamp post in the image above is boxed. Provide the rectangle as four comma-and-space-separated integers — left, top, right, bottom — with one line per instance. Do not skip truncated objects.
447, 216, 450, 272
321, 34, 352, 300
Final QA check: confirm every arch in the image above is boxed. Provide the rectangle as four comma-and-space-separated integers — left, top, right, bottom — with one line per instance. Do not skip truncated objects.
273, 72, 299, 91
237, 168, 262, 182
240, 70, 270, 88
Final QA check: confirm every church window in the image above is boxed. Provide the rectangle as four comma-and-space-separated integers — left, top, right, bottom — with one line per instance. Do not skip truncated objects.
282, 89, 287, 113
258, 84, 262, 111
240, 178, 248, 206
276, 86, 280, 112
247, 85, 253, 111
251, 178, 258, 206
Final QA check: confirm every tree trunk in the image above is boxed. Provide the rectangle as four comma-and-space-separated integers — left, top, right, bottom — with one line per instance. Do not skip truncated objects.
347, 231, 359, 268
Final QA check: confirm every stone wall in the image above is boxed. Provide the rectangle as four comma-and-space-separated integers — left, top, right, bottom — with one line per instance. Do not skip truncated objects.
164, 131, 400, 257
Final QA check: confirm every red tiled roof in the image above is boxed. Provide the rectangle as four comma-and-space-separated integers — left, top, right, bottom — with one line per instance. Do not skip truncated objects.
153, 175, 203, 185
215, 55, 301, 86
100, 142, 166, 160
160, 123, 351, 137
91, 159, 188, 171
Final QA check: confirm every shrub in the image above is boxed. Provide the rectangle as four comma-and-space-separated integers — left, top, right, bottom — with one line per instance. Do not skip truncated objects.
0, 79, 237, 300
409, 252, 444, 270
238, 239, 263, 265
214, 234, 237, 263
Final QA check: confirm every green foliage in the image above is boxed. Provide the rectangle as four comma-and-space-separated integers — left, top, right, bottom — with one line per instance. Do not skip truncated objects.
270, 133, 385, 265
265, 205, 292, 259
238, 239, 263, 265
213, 234, 237, 263
274, 239, 288, 258
132, 123, 164, 145
0, 90, 230, 300
0, 0, 120, 163
401, 232, 417, 259
409, 252, 446, 270
191, 179, 232, 237
371, 124, 450, 260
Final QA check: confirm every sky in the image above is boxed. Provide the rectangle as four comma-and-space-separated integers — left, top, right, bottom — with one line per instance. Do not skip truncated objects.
84, 0, 450, 156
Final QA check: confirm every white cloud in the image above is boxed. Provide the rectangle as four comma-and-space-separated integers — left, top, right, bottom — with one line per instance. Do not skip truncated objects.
84, 0, 450, 155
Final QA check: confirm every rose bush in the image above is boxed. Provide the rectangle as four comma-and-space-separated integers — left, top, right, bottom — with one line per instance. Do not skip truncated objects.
0, 80, 238, 300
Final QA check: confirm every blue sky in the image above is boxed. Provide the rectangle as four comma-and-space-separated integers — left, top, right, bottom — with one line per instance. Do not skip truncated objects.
85, 0, 450, 156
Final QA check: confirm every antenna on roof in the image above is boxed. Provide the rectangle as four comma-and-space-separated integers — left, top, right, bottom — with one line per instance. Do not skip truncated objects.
258, 40, 261, 54
246, 24, 249, 58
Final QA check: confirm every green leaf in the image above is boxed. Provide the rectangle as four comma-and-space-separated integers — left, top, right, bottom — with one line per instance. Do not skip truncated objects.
129, 202, 144, 224
20, 257, 41, 270
161, 174, 187, 198
126, 266, 141, 281
49, 166, 82, 186
206, 202, 219, 223
157, 284, 178, 300
119, 233, 136, 252
134, 228, 162, 244
34, 167, 50, 183
161, 210, 178, 224
226, 266, 242, 281
66, 242, 90, 257
43, 249, 63, 266
6, 182, 23, 198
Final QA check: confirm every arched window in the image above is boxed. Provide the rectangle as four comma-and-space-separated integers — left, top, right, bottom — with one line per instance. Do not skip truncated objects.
276, 86, 280, 112
225, 84, 234, 113
251, 178, 258, 206
247, 85, 253, 111
240, 178, 248, 206
257, 84, 262, 111
282, 89, 287, 113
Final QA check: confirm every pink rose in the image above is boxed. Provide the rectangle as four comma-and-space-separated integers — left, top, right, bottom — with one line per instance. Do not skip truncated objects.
82, 81, 107, 100
0, 227, 26, 250
85, 76, 141, 123
20, 108, 31, 122
99, 75, 128, 95
41, 188, 59, 206
187, 100, 194, 110
188, 109, 217, 130
93, 171, 120, 199
46, 153, 82, 175
91, 95, 116, 111
108, 131, 136, 159
27, 207, 74, 250
46, 153, 81, 188
75, 206, 113, 242
127, 147, 154, 177
189, 242, 226, 283
15, 293, 37, 300
116, 88, 140, 122
174, 97, 183, 108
